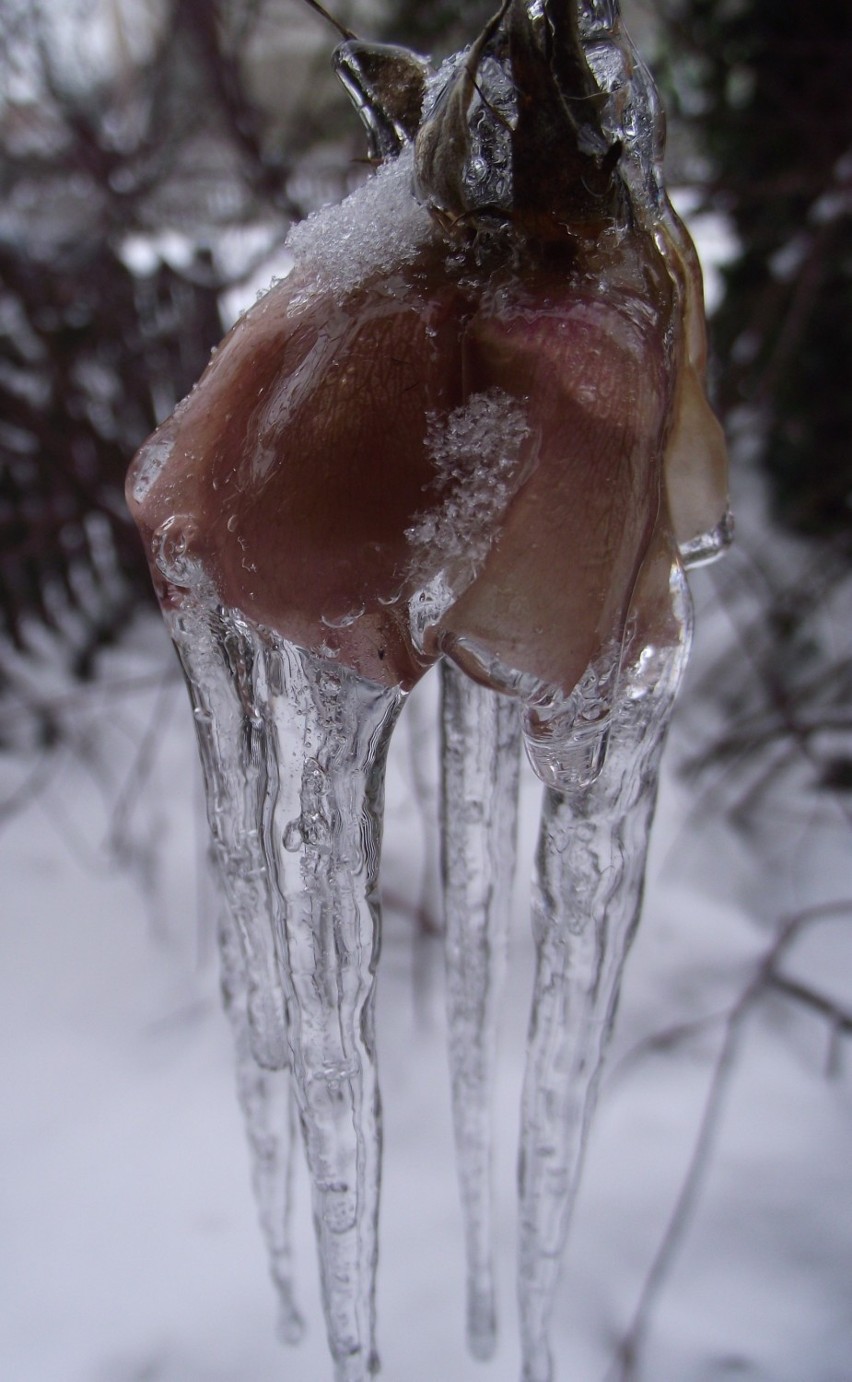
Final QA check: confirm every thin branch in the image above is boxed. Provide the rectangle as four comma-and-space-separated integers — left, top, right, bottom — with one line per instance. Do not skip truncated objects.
0, 749, 64, 826
606, 900, 852, 1382
107, 667, 181, 862
606, 1009, 729, 1089
705, 563, 852, 832
298, 0, 356, 42
767, 973, 852, 1036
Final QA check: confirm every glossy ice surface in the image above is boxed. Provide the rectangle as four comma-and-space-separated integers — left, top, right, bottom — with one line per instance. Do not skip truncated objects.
126, 3, 729, 1378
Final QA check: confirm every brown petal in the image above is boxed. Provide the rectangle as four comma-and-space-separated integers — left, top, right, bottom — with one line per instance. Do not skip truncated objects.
437, 280, 669, 694
128, 259, 472, 688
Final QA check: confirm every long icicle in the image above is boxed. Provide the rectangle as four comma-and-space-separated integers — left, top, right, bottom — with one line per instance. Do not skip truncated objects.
169, 599, 302, 1336
218, 905, 304, 1343
518, 558, 693, 1382
440, 659, 522, 1359
261, 638, 404, 1381
169, 600, 289, 1071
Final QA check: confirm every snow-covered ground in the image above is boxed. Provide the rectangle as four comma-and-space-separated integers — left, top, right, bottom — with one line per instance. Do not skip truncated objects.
2, 546, 850, 1382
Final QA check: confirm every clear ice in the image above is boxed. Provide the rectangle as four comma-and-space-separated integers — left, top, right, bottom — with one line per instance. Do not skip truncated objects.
518, 556, 693, 1382
126, 2, 729, 1378
173, 595, 402, 1376
218, 905, 304, 1344
258, 639, 402, 1379
441, 659, 521, 1359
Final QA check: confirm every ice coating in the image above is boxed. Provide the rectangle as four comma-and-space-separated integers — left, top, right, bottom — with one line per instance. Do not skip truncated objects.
130, 233, 675, 703
580, 12, 731, 555
128, 433, 174, 505
129, 222, 468, 689
436, 251, 674, 700
126, 2, 729, 1377
658, 220, 732, 563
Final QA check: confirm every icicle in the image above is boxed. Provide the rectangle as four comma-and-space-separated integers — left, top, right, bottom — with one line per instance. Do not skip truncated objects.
171, 598, 402, 1375
218, 906, 304, 1343
169, 598, 288, 1071
170, 596, 301, 1331
440, 659, 522, 1360
517, 557, 693, 1382
126, 3, 729, 1374
260, 637, 404, 1382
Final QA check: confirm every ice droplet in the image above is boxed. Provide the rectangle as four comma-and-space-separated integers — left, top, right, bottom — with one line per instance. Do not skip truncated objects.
321, 603, 367, 630
151, 514, 207, 590
522, 642, 622, 790
282, 819, 303, 852
679, 507, 735, 569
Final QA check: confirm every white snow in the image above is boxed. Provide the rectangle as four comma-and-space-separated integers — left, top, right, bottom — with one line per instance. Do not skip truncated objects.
2, 539, 850, 1380
406, 387, 531, 580
283, 147, 434, 308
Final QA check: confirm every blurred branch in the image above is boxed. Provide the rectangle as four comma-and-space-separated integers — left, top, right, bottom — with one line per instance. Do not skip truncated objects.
606, 899, 852, 1382
767, 972, 852, 1036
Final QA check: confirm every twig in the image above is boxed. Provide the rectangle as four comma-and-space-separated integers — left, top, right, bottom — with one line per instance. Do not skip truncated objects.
298, 0, 356, 42
606, 1009, 729, 1089
0, 667, 181, 724
108, 668, 180, 861
767, 972, 852, 1036
605, 900, 852, 1382
705, 563, 852, 832
0, 749, 64, 827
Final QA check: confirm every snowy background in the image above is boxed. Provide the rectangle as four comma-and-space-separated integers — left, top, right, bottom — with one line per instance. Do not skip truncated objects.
1, 1, 850, 1376
2, 517, 851, 1382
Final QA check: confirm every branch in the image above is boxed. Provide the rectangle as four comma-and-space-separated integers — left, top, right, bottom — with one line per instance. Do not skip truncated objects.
606, 900, 852, 1382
